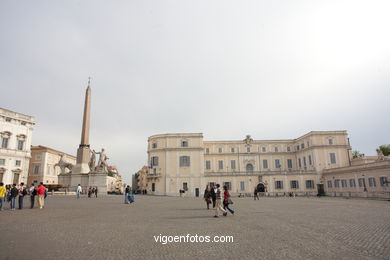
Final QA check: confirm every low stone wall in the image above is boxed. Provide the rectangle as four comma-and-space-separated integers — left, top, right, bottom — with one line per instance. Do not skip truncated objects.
326, 191, 390, 199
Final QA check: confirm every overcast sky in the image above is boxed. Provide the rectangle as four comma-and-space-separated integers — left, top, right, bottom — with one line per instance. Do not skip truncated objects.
1, 0, 389, 184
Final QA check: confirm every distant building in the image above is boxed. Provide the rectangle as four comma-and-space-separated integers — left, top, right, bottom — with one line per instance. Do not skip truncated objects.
107, 166, 124, 193
0, 107, 35, 184
27, 145, 76, 185
140, 131, 390, 199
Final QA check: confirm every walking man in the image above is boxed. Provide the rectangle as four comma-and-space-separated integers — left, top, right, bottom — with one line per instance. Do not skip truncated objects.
214, 184, 227, 218
210, 185, 216, 208
254, 187, 259, 200
0, 182, 6, 211
9, 184, 18, 210
36, 182, 46, 209
94, 187, 98, 198
77, 184, 82, 199
29, 183, 36, 209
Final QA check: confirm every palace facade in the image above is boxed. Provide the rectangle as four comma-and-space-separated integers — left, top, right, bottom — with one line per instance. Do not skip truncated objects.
0, 108, 35, 185
139, 131, 387, 197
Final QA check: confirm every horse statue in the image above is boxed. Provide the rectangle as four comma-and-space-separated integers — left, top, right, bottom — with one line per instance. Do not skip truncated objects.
55, 154, 74, 174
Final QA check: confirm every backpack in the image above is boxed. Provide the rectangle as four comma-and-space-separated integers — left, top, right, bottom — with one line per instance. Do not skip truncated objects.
32, 188, 37, 196
22, 188, 27, 196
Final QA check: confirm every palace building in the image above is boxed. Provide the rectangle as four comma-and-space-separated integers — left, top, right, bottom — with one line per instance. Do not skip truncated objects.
138, 131, 347, 196
0, 108, 35, 185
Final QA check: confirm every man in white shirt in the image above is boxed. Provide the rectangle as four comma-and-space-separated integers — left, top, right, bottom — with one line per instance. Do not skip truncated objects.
77, 184, 82, 199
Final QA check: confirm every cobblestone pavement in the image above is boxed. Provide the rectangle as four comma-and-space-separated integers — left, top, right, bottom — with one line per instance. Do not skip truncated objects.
0, 195, 389, 260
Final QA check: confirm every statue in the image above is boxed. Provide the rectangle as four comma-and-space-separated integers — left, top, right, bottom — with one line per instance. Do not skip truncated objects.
94, 148, 109, 173
377, 149, 385, 161
55, 154, 74, 174
89, 149, 96, 171
244, 135, 253, 146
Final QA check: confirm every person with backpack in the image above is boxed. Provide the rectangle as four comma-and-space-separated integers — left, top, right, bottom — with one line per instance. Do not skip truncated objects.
0, 182, 6, 211
127, 186, 135, 204
9, 184, 18, 210
29, 183, 36, 209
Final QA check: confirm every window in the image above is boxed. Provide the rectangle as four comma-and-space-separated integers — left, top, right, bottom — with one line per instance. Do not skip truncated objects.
275, 159, 281, 169
34, 164, 40, 175
301, 143, 305, 149
218, 160, 223, 170
296, 145, 300, 151
218, 148, 222, 153
287, 159, 293, 169
205, 160, 211, 170
298, 158, 302, 168
341, 179, 347, 188
262, 147, 266, 152
368, 177, 376, 187
152, 142, 157, 149
153, 168, 157, 174
240, 181, 245, 191
330, 153, 337, 164
179, 156, 190, 167
15, 160, 21, 166
358, 178, 365, 188
303, 157, 307, 167
231, 160, 236, 169
1, 138, 9, 149
275, 181, 283, 189
152, 183, 155, 192
5, 117, 11, 122
308, 155, 312, 165
327, 180, 332, 188
274, 147, 279, 152
246, 147, 250, 153
205, 148, 209, 154
263, 160, 268, 169
306, 180, 315, 189
287, 146, 291, 152
231, 148, 235, 153
151, 156, 159, 166
349, 179, 356, 187
17, 140, 24, 151
181, 141, 188, 147
183, 182, 188, 191
291, 180, 299, 189
0, 159, 5, 165
334, 179, 340, 188
380, 177, 388, 187
246, 163, 253, 172
223, 182, 231, 190
328, 138, 333, 145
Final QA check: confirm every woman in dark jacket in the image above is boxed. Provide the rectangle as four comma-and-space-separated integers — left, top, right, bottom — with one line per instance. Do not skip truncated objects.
223, 185, 235, 215
210, 185, 216, 208
203, 185, 211, 209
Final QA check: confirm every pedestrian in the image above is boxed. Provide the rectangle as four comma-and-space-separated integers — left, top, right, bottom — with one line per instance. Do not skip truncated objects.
76, 184, 82, 199
223, 185, 235, 215
18, 182, 27, 209
94, 187, 98, 198
0, 182, 6, 211
254, 187, 259, 200
124, 185, 130, 204
210, 185, 216, 208
88, 187, 92, 198
29, 183, 36, 209
127, 186, 134, 203
9, 184, 18, 210
214, 184, 227, 218
203, 185, 211, 209
36, 182, 46, 209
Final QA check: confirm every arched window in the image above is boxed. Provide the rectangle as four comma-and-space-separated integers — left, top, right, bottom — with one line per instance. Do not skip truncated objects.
246, 163, 254, 172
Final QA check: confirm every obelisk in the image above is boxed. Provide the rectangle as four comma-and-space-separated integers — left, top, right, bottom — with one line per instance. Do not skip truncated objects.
72, 80, 92, 175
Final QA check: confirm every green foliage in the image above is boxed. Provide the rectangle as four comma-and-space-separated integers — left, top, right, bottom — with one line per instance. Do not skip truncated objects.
352, 150, 364, 158
379, 145, 390, 156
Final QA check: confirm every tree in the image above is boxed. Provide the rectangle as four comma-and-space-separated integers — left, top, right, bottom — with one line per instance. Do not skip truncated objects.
379, 144, 390, 156
352, 150, 364, 158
